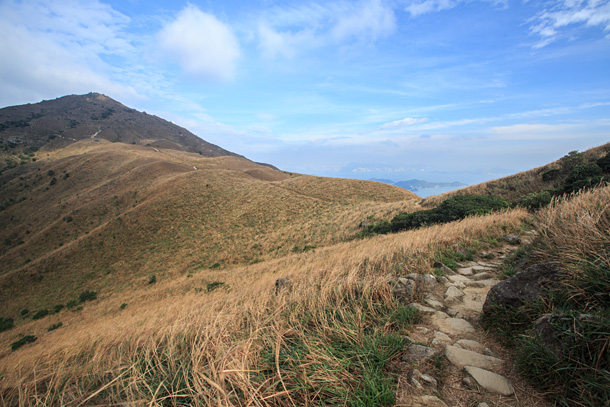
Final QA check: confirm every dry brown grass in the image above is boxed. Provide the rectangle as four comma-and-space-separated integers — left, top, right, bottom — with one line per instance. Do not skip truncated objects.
0, 208, 529, 405
0, 140, 419, 315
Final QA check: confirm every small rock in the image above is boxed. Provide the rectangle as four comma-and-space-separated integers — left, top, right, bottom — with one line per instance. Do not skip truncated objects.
534, 314, 562, 354
446, 308, 459, 317
404, 344, 437, 363
445, 346, 503, 370
415, 326, 432, 334
504, 234, 521, 245
420, 274, 439, 289
275, 278, 293, 294
409, 369, 438, 388
463, 376, 477, 389
464, 365, 514, 395
464, 281, 485, 288
410, 303, 436, 313
477, 403, 491, 407
433, 331, 452, 345
419, 395, 447, 407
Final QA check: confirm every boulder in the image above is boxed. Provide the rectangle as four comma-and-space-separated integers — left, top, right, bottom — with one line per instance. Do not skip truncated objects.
388, 277, 416, 303
483, 263, 560, 314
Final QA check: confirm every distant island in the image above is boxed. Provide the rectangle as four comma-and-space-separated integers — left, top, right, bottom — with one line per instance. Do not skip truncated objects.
371, 178, 467, 193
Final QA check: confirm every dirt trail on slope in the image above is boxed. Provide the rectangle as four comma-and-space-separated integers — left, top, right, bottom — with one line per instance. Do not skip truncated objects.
396, 231, 551, 407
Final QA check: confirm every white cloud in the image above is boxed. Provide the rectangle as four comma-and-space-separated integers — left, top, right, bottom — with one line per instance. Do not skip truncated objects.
158, 5, 240, 81
379, 117, 428, 128
257, 0, 396, 59
404, 0, 507, 17
529, 0, 610, 48
490, 123, 583, 139
0, 0, 139, 107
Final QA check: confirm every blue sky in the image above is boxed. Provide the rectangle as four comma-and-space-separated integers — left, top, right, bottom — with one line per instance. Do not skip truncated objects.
1, 0, 609, 184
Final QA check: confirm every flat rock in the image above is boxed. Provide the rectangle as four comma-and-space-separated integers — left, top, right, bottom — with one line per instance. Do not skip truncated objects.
472, 272, 493, 281
457, 267, 473, 276
434, 317, 475, 335
448, 274, 471, 283
477, 403, 491, 407
432, 331, 453, 346
445, 286, 465, 300
404, 344, 437, 363
455, 339, 487, 353
472, 265, 494, 272
445, 345, 503, 370
424, 295, 444, 310
465, 366, 514, 395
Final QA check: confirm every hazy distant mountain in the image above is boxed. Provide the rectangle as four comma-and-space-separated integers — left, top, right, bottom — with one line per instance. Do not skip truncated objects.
370, 178, 467, 192
0, 92, 239, 157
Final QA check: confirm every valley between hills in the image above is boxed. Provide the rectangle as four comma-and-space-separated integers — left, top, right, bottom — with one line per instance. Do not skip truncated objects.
1, 94, 609, 407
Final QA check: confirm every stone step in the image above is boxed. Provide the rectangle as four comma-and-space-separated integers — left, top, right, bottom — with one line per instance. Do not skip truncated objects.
464, 365, 514, 396
444, 345, 504, 370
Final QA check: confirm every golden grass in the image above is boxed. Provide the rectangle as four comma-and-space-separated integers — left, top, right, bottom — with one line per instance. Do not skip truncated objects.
0, 208, 529, 405
0, 140, 419, 315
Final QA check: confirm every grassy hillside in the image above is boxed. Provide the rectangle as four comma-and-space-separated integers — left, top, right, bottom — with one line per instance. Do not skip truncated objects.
422, 141, 610, 207
0, 204, 528, 405
0, 139, 419, 316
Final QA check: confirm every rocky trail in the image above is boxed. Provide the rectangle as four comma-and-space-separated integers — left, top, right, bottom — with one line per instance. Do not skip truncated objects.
394, 231, 550, 407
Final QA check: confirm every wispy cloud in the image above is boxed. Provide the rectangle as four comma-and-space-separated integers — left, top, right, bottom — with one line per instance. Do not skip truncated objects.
257, 0, 396, 59
379, 117, 428, 129
0, 0, 139, 106
404, 0, 507, 17
157, 5, 240, 81
529, 0, 610, 48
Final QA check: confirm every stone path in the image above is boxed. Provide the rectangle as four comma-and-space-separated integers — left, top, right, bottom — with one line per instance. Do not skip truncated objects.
395, 232, 550, 407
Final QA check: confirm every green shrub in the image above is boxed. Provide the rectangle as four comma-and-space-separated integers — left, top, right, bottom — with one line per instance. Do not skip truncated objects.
32, 309, 49, 320
209, 262, 221, 269
148, 275, 156, 284
597, 154, 610, 173
541, 168, 560, 182
78, 290, 98, 303
20, 309, 29, 317
47, 322, 63, 332
563, 163, 604, 194
0, 317, 15, 332
120, 303, 127, 310
11, 335, 37, 351
206, 281, 228, 292
66, 299, 78, 309
516, 190, 552, 211
52, 304, 64, 313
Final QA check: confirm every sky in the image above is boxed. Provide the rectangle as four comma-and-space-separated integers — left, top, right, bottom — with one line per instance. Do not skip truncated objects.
1, 0, 609, 185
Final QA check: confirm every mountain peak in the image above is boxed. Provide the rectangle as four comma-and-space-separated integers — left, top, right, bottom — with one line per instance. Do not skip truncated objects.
0, 93, 240, 158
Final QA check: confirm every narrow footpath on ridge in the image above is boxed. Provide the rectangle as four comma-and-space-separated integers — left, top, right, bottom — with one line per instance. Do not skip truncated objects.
395, 230, 551, 407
